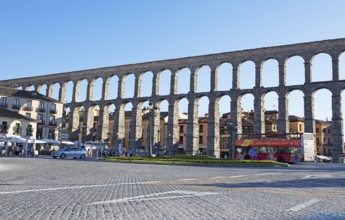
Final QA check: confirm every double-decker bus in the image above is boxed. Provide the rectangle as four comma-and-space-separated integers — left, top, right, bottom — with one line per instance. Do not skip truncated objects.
234, 133, 315, 163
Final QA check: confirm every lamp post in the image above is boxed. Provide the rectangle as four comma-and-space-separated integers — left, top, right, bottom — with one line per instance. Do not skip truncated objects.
228, 122, 237, 159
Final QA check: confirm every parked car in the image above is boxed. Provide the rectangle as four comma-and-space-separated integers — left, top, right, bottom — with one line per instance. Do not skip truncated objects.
314, 155, 332, 163
51, 147, 87, 159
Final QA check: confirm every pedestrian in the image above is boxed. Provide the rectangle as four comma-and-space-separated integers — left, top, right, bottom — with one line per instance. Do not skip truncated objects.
15, 146, 20, 156
31, 146, 35, 157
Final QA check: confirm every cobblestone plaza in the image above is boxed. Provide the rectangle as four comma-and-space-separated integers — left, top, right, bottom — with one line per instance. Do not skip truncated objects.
1, 158, 345, 219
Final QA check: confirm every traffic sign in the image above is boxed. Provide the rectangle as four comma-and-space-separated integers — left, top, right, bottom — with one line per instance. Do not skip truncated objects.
249, 149, 255, 157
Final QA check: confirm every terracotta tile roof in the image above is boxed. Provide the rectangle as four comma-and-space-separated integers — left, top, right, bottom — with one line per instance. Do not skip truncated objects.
0, 86, 61, 103
0, 108, 36, 121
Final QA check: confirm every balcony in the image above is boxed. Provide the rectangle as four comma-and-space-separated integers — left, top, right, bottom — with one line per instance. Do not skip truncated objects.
37, 108, 46, 113
37, 120, 46, 125
49, 109, 57, 114
12, 104, 20, 110
22, 106, 33, 111
0, 103, 8, 108
49, 121, 57, 126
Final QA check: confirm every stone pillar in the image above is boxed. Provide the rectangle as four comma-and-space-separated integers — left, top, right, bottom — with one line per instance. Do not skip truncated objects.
278, 61, 286, 86
86, 79, 94, 101
277, 93, 289, 134
170, 70, 178, 95
255, 62, 262, 88
152, 71, 159, 96
304, 60, 312, 83
69, 107, 80, 141
112, 104, 125, 150
134, 74, 141, 98
332, 57, 339, 81
210, 68, 217, 92
189, 68, 197, 93
118, 77, 125, 99
167, 99, 179, 155
36, 84, 42, 93
229, 95, 242, 159
102, 77, 110, 100
186, 98, 199, 154
232, 65, 239, 90
59, 82, 66, 103
304, 95, 315, 134
253, 93, 265, 135
153, 106, 161, 154
96, 105, 109, 141
129, 106, 143, 151
47, 84, 54, 98
207, 97, 220, 157
73, 80, 80, 103
83, 106, 94, 141
332, 93, 344, 162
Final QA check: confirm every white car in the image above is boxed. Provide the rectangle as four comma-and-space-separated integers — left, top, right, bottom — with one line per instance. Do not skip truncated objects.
51, 147, 87, 159
314, 155, 332, 163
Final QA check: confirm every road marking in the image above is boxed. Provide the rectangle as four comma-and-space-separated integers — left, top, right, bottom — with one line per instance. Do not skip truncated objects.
289, 199, 319, 211
177, 178, 198, 182
88, 190, 218, 205
0, 181, 162, 195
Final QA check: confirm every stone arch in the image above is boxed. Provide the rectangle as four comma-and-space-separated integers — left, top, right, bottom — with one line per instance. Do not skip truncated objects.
108, 75, 119, 100
339, 51, 345, 80
77, 79, 88, 102
217, 62, 233, 91
63, 81, 74, 103
26, 85, 35, 91
38, 84, 47, 96
285, 55, 305, 86
263, 91, 279, 133
52, 83, 61, 101
177, 67, 191, 94
240, 93, 255, 114
311, 53, 332, 82
92, 77, 103, 101
159, 69, 171, 96
287, 89, 305, 133
140, 71, 153, 97
239, 60, 255, 89
196, 65, 211, 93
124, 73, 135, 98
262, 59, 279, 87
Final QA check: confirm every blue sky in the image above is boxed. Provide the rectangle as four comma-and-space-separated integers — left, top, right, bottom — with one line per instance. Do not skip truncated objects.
1, 0, 345, 121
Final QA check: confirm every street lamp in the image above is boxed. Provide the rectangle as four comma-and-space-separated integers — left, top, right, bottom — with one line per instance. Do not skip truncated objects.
228, 121, 237, 159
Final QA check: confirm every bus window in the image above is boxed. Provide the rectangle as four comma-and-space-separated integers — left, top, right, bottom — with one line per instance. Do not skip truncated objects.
259, 147, 267, 153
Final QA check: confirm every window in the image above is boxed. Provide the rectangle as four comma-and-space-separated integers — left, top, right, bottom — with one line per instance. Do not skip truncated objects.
179, 136, 183, 144
26, 113, 31, 118
13, 123, 21, 134
199, 136, 203, 144
299, 124, 302, 132
328, 129, 331, 134
26, 124, 33, 135
39, 102, 45, 112
1, 121, 8, 133
24, 100, 32, 111
316, 138, 320, 145
50, 103, 56, 113
49, 115, 56, 125
328, 138, 331, 144
179, 125, 184, 133
38, 114, 44, 123
316, 128, 319, 133
13, 99, 20, 109
0, 97, 7, 107
199, 124, 203, 133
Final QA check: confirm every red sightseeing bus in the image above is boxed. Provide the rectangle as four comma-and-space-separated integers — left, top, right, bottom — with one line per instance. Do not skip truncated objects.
234, 133, 315, 163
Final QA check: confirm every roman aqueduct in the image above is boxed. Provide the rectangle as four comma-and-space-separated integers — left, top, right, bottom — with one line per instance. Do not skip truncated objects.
1, 38, 345, 161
